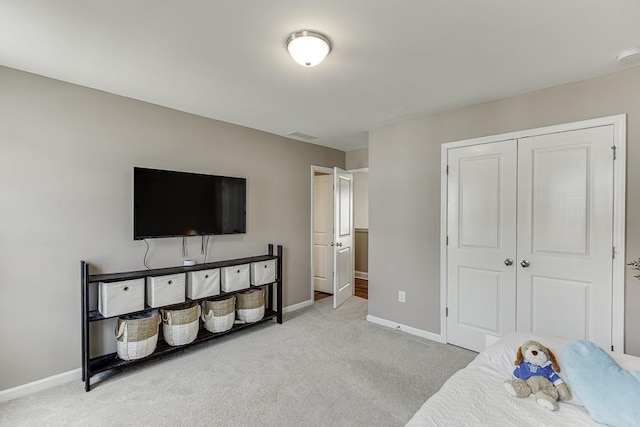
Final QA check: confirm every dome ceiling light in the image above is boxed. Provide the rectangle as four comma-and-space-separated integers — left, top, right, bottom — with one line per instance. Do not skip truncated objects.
617, 47, 640, 64
285, 30, 332, 67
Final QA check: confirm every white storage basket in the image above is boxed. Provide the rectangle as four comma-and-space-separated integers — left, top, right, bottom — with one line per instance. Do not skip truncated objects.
98, 278, 145, 317
146, 273, 186, 308
220, 264, 250, 292
115, 310, 160, 361
236, 288, 265, 323
186, 268, 220, 299
160, 304, 201, 346
201, 296, 235, 333
250, 260, 276, 286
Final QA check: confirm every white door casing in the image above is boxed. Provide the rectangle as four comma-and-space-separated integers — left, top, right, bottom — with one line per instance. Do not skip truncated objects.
334, 167, 354, 308
313, 174, 334, 294
446, 140, 518, 352
441, 115, 626, 353
516, 126, 614, 348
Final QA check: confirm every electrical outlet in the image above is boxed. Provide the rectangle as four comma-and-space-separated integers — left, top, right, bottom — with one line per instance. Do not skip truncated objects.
398, 290, 406, 303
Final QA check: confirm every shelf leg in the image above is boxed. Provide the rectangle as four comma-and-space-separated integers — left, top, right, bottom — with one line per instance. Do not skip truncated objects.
81, 261, 86, 383
81, 261, 91, 391
277, 245, 283, 324
266, 244, 275, 314
266, 283, 273, 312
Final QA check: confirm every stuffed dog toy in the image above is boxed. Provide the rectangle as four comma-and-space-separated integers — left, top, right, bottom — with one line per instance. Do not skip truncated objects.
504, 340, 571, 411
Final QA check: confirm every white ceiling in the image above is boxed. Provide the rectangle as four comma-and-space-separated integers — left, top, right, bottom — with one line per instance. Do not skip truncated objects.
1, 1, 639, 151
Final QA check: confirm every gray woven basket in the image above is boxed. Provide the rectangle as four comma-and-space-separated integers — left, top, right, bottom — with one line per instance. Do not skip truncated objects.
116, 312, 160, 342
160, 303, 200, 326
201, 296, 236, 333
236, 288, 265, 323
161, 303, 200, 346
237, 288, 265, 309
115, 311, 160, 360
202, 296, 235, 316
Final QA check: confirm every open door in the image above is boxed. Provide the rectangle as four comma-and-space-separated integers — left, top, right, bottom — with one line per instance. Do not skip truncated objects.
333, 167, 354, 308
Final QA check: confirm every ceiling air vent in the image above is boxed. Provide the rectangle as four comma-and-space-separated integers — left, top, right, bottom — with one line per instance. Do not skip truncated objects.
287, 131, 318, 141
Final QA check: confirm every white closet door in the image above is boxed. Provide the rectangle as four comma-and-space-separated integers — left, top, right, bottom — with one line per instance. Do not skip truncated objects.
446, 141, 518, 352
516, 126, 614, 350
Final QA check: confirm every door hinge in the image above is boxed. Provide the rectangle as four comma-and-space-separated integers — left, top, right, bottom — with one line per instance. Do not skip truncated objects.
611, 145, 617, 160
446, 165, 449, 175
446, 236, 449, 245
612, 345, 614, 351
613, 246, 616, 259
446, 307, 449, 317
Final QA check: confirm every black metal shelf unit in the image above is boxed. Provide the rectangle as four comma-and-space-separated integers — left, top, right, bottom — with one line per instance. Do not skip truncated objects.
81, 244, 283, 391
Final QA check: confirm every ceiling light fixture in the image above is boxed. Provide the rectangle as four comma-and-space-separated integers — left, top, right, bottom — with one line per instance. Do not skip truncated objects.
617, 47, 640, 64
286, 30, 332, 67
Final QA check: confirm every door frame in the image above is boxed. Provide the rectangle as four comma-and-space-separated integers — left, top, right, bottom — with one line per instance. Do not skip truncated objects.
440, 114, 627, 352
310, 165, 335, 304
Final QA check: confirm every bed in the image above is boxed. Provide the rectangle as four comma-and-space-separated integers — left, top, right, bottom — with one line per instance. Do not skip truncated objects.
406, 333, 640, 426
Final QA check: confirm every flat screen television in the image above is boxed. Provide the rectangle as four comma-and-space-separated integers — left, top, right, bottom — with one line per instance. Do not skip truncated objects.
133, 167, 246, 239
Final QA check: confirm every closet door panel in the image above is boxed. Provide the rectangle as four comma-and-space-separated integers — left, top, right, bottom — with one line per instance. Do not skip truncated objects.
446, 140, 517, 352
516, 126, 614, 350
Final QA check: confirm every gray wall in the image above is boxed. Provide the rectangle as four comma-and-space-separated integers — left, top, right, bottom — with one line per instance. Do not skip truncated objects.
369, 66, 640, 356
355, 230, 369, 274
353, 173, 369, 229
0, 66, 344, 391
346, 148, 368, 170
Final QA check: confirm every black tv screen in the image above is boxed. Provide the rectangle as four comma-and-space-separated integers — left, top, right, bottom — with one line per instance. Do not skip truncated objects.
133, 167, 246, 239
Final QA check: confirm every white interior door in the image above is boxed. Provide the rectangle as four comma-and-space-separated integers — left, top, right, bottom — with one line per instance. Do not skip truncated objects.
516, 126, 614, 350
334, 167, 354, 308
313, 174, 334, 294
446, 141, 518, 352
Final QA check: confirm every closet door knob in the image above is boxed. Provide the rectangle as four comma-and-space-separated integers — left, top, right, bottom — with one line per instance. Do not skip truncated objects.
520, 260, 530, 268
337, 242, 343, 247
504, 258, 513, 266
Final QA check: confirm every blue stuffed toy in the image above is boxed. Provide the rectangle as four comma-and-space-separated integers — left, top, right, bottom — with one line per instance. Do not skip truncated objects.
513, 357, 564, 385
504, 340, 571, 411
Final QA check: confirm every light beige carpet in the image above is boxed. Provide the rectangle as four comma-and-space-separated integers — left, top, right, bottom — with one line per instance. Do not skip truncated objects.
0, 297, 476, 426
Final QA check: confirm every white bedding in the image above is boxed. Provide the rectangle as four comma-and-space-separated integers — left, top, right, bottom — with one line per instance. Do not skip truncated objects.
406, 333, 640, 426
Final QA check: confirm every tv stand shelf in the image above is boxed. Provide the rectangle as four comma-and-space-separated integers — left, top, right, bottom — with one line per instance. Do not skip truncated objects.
88, 310, 277, 376
81, 244, 283, 391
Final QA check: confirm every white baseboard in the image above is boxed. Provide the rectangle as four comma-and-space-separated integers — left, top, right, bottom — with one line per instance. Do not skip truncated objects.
283, 299, 313, 313
366, 315, 445, 343
355, 271, 368, 280
0, 368, 81, 403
